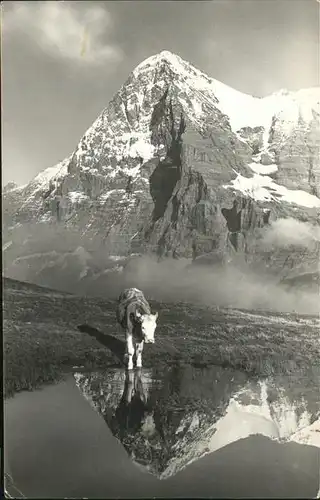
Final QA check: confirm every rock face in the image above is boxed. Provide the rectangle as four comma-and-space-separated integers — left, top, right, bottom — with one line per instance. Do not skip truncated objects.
74, 366, 320, 480
3, 51, 320, 285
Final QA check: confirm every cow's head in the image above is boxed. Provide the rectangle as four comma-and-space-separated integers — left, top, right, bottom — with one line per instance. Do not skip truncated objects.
136, 311, 158, 343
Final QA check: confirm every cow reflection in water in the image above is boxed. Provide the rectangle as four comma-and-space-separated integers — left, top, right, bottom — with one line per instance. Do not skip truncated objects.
112, 369, 156, 440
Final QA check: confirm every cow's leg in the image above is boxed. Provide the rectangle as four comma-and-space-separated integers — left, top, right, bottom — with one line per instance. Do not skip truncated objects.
135, 368, 147, 404
124, 370, 135, 403
135, 341, 144, 369
126, 332, 134, 370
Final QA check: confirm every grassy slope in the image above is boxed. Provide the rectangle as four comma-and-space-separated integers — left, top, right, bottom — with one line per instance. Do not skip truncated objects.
3, 277, 320, 398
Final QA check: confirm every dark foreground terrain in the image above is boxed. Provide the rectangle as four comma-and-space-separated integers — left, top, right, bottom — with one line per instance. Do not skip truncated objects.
3, 277, 320, 399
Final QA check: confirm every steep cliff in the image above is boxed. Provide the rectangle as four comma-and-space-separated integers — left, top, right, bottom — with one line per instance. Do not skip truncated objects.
3, 51, 320, 286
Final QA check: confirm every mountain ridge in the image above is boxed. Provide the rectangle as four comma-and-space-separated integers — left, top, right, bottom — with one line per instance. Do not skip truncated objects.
5, 51, 320, 198
3, 50, 320, 293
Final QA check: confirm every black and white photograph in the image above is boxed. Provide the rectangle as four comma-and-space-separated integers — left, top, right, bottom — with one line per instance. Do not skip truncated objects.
2, 0, 320, 498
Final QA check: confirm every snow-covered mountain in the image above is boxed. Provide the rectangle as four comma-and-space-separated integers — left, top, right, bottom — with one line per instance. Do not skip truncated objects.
74, 365, 320, 480
3, 50, 320, 287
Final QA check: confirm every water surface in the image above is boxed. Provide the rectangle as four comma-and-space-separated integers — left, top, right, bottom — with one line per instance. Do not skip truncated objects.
5, 365, 320, 498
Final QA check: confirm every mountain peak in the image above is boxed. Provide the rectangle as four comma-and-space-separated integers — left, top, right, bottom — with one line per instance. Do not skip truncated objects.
2, 181, 27, 194
132, 50, 189, 76
3, 48, 320, 289
3, 182, 18, 192
158, 49, 178, 59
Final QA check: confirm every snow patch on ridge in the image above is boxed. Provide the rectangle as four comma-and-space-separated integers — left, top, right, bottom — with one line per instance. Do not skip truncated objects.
33, 159, 69, 186
224, 172, 320, 208
248, 162, 278, 175
4, 183, 28, 193
99, 189, 126, 202
3, 241, 13, 252
68, 191, 89, 203
122, 132, 155, 163
291, 419, 320, 448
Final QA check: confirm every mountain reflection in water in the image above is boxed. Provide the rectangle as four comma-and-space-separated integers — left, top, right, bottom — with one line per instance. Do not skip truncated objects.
74, 365, 320, 480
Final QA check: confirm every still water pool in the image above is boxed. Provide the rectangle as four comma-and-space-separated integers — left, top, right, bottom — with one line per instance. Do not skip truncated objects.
4, 365, 320, 498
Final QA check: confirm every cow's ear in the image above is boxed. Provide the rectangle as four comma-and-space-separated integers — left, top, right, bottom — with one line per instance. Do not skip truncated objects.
154, 312, 158, 320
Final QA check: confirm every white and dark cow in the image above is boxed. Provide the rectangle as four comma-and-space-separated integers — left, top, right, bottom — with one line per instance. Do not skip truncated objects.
116, 288, 158, 370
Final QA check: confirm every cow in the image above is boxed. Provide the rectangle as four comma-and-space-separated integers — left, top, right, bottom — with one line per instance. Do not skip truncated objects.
116, 288, 158, 370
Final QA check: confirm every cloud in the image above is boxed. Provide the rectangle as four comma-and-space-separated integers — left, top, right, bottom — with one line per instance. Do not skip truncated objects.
4, 221, 319, 315
2, 1, 123, 66
261, 218, 320, 249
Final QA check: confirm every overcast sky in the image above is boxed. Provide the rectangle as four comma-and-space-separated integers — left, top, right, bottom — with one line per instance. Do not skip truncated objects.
2, 0, 319, 186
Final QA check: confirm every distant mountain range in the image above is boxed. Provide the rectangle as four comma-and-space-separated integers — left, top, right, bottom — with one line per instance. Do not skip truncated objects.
3, 51, 320, 294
